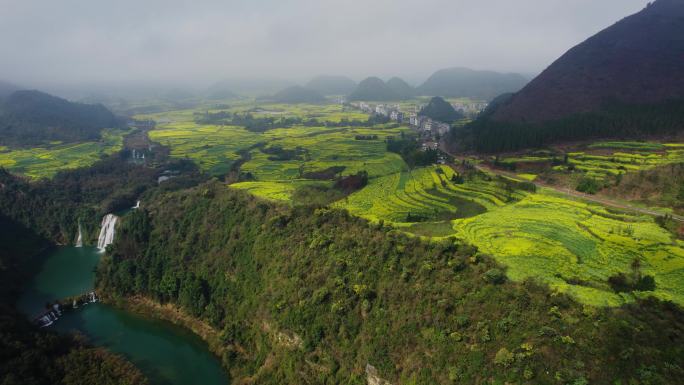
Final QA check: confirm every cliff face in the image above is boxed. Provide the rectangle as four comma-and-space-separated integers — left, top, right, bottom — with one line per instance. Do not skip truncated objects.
491, 0, 684, 123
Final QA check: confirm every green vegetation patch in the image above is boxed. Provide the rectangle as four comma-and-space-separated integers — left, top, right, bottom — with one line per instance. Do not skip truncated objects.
451, 191, 684, 306
0, 128, 130, 179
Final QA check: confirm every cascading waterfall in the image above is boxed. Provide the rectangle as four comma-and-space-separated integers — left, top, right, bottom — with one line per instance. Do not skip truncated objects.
75, 222, 83, 247
132, 200, 141, 209
97, 214, 119, 251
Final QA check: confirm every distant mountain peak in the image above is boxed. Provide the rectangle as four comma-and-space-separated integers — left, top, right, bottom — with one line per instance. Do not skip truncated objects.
0, 90, 120, 147
418, 67, 527, 100
268, 86, 326, 104
305, 75, 357, 96
348, 77, 409, 101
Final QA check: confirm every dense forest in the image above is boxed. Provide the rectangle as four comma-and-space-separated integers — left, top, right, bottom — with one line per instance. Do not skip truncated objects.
387, 138, 440, 168
0, 90, 122, 147
459, 98, 684, 152
99, 181, 684, 385
0, 215, 148, 385
0, 156, 157, 245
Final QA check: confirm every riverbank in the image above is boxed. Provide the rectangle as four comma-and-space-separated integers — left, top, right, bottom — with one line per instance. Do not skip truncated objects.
104, 295, 229, 363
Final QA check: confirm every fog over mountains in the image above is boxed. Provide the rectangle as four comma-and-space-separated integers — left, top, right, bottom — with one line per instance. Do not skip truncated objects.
0, 0, 650, 87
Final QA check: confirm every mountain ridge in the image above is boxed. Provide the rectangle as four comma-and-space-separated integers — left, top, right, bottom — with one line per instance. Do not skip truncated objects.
491, 0, 684, 123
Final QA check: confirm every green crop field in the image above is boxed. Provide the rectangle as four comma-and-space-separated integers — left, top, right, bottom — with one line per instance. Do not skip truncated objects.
0, 128, 129, 179
451, 190, 684, 307
149, 123, 263, 175
230, 180, 332, 202
334, 165, 510, 224
144, 101, 411, 181
141, 102, 684, 309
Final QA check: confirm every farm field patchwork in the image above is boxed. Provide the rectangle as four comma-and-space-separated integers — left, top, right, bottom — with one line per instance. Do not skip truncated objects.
142, 104, 684, 308
149, 123, 262, 175
144, 102, 411, 179
337, 165, 684, 307
0, 128, 129, 179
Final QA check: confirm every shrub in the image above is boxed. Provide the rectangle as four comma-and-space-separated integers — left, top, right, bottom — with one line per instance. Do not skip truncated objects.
494, 347, 515, 367
483, 268, 506, 284
576, 177, 601, 194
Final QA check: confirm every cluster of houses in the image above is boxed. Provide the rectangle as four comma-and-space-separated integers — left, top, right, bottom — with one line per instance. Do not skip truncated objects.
349, 101, 450, 139
348, 101, 451, 163
408, 114, 451, 138
351, 102, 406, 123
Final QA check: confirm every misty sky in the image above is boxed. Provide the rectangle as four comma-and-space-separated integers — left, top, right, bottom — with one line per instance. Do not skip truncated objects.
0, 0, 651, 88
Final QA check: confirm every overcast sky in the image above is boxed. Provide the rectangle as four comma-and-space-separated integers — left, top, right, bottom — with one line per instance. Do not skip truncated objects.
0, 0, 650, 88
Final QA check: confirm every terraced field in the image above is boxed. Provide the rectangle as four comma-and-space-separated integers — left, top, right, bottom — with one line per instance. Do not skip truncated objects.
451, 191, 684, 307
335, 165, 512, 224
0, 128, 130, 179
336, 164, 684, 307
498, 141, 684, 183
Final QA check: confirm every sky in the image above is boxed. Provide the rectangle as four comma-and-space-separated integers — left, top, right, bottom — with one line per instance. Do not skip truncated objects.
0, 0, 651, 89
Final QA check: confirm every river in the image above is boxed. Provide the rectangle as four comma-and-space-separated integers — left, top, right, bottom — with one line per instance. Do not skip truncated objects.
18, 246, 230, 385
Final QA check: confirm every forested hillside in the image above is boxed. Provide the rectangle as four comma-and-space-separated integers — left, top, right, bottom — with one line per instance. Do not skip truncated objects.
0, 156, 158, 244
0, 90, 121, 147
463, 0, 684, 152
99, 181, 684, 385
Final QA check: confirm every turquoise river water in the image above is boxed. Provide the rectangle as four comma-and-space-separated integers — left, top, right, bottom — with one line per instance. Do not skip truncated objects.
18, 246, 230, 385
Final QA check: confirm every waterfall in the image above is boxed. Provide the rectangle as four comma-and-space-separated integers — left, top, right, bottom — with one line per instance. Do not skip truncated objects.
75, 222, 83, 247
97, 214, 119, 251
132, 200, 140, 209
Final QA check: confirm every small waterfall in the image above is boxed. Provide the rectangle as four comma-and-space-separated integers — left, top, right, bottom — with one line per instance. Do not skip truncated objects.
132, 200, 140, 209
97, 214, 119, 251
75, 222, 83, 247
